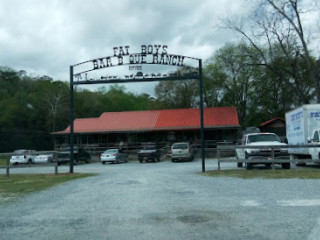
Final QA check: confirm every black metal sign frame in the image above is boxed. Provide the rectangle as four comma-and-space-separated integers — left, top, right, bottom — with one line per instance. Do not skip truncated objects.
69, 45, 206, 173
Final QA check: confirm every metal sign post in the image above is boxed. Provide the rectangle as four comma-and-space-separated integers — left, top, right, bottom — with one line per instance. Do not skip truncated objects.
199, 59, 205, 172
69, 44, 206, 173
69, 66, 75, 173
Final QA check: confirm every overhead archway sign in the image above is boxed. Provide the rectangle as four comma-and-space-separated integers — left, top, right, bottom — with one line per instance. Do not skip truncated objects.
72, 44, 200, 83
69, 44, 205, 173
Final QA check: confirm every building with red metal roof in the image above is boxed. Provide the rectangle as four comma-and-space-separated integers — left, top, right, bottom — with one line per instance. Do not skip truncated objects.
53, 107, 240, 149
259, 117, 286, 139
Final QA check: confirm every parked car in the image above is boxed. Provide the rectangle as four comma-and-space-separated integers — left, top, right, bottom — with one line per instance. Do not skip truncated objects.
100, 149, 128, 164
170, 142, 193, 162
138, 145, 160, 163
236, 132, 290, 170
10, 149, 36, 165
57, 147, 91, 165
34, 154, 54, 164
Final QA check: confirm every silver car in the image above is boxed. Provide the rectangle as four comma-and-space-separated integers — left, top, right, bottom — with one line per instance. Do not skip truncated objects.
100, 149, 128, 164
170, 142, 194, 162
34, 154, 54, 163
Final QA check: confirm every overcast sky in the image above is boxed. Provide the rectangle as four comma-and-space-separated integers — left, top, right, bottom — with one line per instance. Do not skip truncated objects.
0, 0, 254, 95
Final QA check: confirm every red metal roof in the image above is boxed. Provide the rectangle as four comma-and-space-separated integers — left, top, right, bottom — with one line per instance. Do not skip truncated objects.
259, 117, 285, 127
99, 111, 160, 131
53, 107, 239, 134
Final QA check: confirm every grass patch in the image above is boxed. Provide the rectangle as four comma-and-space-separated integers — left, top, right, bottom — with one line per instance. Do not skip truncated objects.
0, 157, 9, 166
201, 168, 320, 179
0, 173, 95, 203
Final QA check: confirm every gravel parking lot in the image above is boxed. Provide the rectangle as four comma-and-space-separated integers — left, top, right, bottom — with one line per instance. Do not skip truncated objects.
1, 159, 320, 240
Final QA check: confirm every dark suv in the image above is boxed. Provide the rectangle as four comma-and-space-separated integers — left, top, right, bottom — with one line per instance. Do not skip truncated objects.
57, 147, 91, 165
138, 145, 160, 163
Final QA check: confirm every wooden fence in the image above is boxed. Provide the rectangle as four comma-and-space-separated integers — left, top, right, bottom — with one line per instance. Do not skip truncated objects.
0, 151, 58, 177
216, 144, 320, 170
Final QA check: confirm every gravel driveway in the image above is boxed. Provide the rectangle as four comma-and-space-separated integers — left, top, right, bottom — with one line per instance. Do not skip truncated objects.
1, 159, 320, 240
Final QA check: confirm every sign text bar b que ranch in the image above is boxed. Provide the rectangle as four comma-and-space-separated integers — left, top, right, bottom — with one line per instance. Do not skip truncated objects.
73, 45, 200, 81
94, 45, 185, 69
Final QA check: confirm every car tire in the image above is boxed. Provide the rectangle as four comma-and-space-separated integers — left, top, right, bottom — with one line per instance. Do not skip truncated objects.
296, 162, 306, 166
282, 162, 290, 169
237, 162, 243, 168
265, 163, 272, 168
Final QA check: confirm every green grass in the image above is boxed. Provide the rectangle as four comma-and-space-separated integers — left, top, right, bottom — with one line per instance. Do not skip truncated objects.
201, 168, 320, 179
0, 157, 9, 166
0, 173, 95, 204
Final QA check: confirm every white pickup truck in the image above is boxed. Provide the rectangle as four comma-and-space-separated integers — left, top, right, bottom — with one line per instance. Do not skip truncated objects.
236, 133, 290, 169
10, 149, 36, 165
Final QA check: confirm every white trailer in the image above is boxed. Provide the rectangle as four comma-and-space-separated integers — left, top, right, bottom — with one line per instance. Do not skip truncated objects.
285, 104, 320, 160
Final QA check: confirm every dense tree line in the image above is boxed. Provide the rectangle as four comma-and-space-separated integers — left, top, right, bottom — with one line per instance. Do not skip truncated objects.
0, 67, 158, 152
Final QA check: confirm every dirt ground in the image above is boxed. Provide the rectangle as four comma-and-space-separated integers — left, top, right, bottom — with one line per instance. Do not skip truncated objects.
1, 159, 320, 240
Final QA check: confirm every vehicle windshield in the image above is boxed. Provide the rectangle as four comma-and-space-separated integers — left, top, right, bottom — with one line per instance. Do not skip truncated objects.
13, 150, 27, 154
142, 146, 156, 150
247, 134, 281, 143
172, 143, 188, 149
63, 147, 79, 151
104, 149, 118, 153
38, 154, 52, 157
